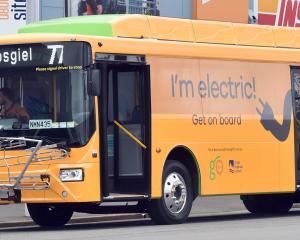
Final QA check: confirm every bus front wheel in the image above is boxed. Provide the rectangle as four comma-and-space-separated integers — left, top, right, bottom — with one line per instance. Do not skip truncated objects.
148, 160, 193, 225
27, 203, 73, 227
242, 194, 293, 214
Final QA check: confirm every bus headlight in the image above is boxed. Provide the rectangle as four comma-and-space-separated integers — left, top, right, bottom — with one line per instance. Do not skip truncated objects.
60, 169, 84, 182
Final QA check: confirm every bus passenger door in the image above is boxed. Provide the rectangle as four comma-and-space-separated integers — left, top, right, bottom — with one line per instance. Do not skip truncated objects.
104, 64, 150, 196
291, 67, 300, 185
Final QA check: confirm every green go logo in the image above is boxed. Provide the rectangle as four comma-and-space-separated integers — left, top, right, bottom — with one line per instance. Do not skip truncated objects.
209, 156, 223, 181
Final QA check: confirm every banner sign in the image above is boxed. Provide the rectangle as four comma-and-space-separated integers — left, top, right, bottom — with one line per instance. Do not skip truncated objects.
193, 0, 248, 23
258, 0, 300, 27
0, 0, 27, 34
0, 42, 92, 69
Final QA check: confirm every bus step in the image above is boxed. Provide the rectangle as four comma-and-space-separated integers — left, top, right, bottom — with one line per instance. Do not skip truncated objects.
103, 193, 148, 202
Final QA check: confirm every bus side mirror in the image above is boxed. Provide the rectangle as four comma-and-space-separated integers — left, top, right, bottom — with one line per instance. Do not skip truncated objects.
88, 69, 101, 96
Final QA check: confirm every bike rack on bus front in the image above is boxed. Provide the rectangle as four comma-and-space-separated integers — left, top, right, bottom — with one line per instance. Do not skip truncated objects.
0, 137, 68, 202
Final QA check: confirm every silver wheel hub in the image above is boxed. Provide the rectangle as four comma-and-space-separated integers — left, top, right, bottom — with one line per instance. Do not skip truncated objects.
163, 172, 187, 214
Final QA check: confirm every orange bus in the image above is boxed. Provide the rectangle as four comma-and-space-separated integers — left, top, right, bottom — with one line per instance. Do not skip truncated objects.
1, 14, 300, 227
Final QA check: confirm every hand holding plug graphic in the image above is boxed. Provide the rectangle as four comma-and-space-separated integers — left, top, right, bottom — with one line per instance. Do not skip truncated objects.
256, 91, 292, 142
256, 98, 274, 130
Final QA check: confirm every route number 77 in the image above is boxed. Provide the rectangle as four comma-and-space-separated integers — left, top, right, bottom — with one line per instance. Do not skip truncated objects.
47, 45, 64, 65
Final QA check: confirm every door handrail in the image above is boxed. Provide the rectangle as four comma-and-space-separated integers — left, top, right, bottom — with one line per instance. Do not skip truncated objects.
113, 120, 147, 149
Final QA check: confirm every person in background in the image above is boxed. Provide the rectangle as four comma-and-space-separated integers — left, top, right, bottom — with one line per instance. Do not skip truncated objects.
0, 88, 29, 120
78, 0, 104, 15
87, 0, 104, 15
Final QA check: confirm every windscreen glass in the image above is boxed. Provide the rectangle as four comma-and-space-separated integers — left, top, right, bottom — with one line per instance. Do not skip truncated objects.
0, 42, 95, 147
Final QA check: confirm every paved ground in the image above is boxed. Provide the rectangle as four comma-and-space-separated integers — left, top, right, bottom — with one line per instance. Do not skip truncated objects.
2, 207, 300, 240
190, 195, 244, 215
0, 196, 245, 224
2, 196, 300, 240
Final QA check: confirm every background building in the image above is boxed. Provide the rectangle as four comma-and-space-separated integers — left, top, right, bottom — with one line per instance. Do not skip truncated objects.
0, 0, 253, 35
2, 1, 299, 35
0, 0, 27, 34
25, 0, 193, 24
256, 0, 300, 27
193, 0, 248, 23
27, 0, 162, 23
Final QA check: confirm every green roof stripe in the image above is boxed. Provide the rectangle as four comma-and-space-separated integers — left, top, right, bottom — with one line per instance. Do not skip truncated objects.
18, 15, 124, 37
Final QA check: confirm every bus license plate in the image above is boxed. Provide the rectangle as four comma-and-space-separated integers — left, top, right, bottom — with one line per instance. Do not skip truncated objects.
29, 119, 53, 129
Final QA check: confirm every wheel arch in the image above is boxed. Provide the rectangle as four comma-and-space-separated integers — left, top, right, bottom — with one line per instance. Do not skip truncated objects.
165, 145, 201, 198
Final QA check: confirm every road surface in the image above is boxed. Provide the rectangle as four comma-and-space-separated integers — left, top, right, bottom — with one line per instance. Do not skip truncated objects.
1, 196, 300, 240
1, 211, 300, 240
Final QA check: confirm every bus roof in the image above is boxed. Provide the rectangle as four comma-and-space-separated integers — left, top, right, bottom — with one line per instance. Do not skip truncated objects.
18, 14, 300, 49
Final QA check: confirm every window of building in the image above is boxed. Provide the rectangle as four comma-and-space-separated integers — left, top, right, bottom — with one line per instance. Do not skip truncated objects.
72, 0, 159, 16
159, 0, 192, 19
40, 0, 66, 20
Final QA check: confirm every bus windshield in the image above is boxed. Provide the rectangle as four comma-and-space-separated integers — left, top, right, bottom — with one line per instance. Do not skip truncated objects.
0, 69, 95, 147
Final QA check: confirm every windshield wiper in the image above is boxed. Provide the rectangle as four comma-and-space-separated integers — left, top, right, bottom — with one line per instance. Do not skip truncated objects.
23, 135, 71, 152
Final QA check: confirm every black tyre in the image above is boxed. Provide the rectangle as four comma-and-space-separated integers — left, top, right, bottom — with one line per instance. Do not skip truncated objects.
148, 160, 193, 224
27, 203, 73, 227
242, 194, 293, 214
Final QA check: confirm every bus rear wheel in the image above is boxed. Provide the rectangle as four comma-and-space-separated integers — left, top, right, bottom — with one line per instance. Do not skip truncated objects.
27, 203, 73, 227
148, 160, 193, 225
241, 194, 293, 214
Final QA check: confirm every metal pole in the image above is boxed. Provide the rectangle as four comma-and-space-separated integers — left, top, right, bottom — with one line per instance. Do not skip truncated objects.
65, 0, 69, 17
125, 0, 129, 13
13, 139, 43, 188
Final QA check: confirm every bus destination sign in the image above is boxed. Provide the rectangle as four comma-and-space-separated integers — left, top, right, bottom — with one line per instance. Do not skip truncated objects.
0, 42, 91, 69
